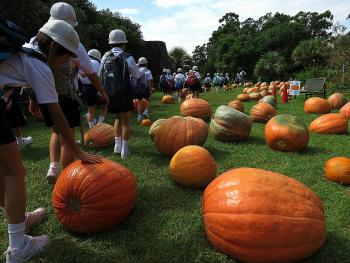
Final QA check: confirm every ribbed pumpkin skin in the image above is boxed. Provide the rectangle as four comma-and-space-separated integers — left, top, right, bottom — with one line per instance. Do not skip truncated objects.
210, 105, 252, 142
249, 92, 261, 101
327, 93, 347, 110
339, 101, 350, 119
203, 168, 326, 263
265, 114, 309, 152
52, 158, 137, 233
228, 100, 244, 112
162, 95, 175, 104
149, 118, 167, 141
309, 113, 348, 134
250, 102, 277, 123
84, 123, 114, 148
237, 94, 250, 102
154, 116, 208, 157
180, 98, 212, 121
325, 157, 350, 185
259, 95, 277, 108
169, 146, 216, 188
141, 119, 153, 127
304, 97, 331, 114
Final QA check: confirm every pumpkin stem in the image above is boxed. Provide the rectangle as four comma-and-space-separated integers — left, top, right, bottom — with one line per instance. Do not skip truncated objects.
70, 198, 81, 213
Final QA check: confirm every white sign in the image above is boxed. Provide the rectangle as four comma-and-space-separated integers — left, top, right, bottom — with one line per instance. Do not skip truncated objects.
288, 81, 301, 96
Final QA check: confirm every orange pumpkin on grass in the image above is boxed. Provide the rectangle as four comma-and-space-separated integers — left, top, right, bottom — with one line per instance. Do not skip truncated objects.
327, 93, 347, 110
170, 146, 216, 188
340, 102, 350, 118
236, 94, 250, 102
141, 119, 153, 127
228, 100, 244, 112
265, 114, 309, 152
84, 123, 114, 148
52, 158, 137, 233
203, 167, 326, 263
180, 98, 212, 121
149, 118, 167, 141
250, 102, 276, 123
309, 113, 348, 134
162, 95, 175, 104
325, 157, 350, 185
304, 97, 331, 114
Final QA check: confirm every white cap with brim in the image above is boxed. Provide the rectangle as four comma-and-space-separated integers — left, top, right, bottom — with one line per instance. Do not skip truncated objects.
39, 20, 80, 57
49, 2, 78, 27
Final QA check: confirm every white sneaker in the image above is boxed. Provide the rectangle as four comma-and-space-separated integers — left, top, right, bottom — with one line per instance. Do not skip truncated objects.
5, 235, 49, 263
114, 144, 121, 155
121, 150, 130, 159
17, 137, 32, 148
46, 166, 60, 184
25, 208, 46, 234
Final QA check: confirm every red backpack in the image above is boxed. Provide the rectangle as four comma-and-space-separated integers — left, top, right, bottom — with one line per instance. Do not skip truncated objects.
186, 73, 199, 87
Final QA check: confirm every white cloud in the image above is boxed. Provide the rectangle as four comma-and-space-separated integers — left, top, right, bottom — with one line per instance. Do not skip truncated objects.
118, 8, 140, 15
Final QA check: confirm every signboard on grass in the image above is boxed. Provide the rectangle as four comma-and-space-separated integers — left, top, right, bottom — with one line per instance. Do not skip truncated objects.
289, 81, 301, 96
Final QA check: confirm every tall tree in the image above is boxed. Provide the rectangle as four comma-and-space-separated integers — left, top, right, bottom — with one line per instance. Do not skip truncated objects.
169, 47, 191, 69
254, 52, 287, 81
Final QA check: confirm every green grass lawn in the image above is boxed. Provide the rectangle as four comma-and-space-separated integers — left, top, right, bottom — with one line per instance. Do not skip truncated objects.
1, 89, 350, 263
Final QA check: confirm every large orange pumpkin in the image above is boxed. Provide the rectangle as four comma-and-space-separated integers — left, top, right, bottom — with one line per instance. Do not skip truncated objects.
265, 114, 309, 152
203, 168, 326, 263
248, 92, 261, 101
250, 102, 276, 123
339, 101, 350, 119
309, 113, 348, 134
327, 93, 347, 110
149, 118, 167, 141
133, 99, 148, 113
228, 100, 244, 112
180, 98, 212, 121
325, 157, 350, 185
162, 95, 175, 104
236, 94, 250, 102
84, 123, 114, 148
52, 158, 137, 233
304, 97, 331, 114
210, 105, 252, 142
154, 116, 208, 157
169, 146, 216, 188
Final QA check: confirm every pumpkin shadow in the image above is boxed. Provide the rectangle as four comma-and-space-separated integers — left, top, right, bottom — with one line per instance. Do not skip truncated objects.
247, 136, 266, 146
297, 146, 326, 156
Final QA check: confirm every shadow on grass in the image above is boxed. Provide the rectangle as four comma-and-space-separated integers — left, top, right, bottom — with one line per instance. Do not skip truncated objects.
20, 145, 49, 161
297, 146, 326, 156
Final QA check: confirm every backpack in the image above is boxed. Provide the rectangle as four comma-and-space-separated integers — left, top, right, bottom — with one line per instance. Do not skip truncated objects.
159, 73, 169, 90
130, 68, 148, 99
174, 74, 184, 89
224, 76, 229, 85
100, 51, 131, 99
0, 15, 27, 63
52, 58, 79, 98
204, 77, 211, 85
186, 73, 199, 88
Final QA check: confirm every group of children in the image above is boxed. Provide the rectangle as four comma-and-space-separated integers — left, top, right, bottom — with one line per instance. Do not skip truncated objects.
0, 2, 153, 262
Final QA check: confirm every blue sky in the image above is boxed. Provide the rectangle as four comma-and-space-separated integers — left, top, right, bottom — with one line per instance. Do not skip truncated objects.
91, 0, 350, 54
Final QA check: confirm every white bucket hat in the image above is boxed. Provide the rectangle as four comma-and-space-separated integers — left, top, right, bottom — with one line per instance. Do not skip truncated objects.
109, 29, 128, 44
88, 49, 101, 61
177, 68, 183, 73
39, 20, 79, 57
49, 2, 78, 27
138, 57, 148, 65
192, 66, 198, 71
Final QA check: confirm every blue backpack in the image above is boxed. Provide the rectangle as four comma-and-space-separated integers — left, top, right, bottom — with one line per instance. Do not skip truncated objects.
174, 74, 184, 89
130, 68, 148, 99
0, 15, 27, 62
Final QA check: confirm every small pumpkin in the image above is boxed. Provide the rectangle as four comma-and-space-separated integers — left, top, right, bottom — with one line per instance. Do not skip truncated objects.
133, 99, 148, 113
52, 158, 137, 233
309, 113, 348, 134
339, 102, 350, 119
141, 119, 153, 127
210, 105, 252, 142
236, 94, 250, 102
149, 118, 167, 141
227, 100, 244, 112
170, 146, 216, 188
325, 157, 350, 185
155, 116, 208, 157
203, 167, 326, 263
259, 95, 277, 108
84, 123, 114, 149
249, 92, 262, 101
180, 98, 212, 121
162, 95, 175, 104
304, 97, 331, 114
327, 93, 347, 110
250, 102, 276, 123
265, 114, 309, 152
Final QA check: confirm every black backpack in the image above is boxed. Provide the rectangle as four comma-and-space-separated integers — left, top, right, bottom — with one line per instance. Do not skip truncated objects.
159, 73, 169, 90
100, 51, 131, 99
0, 15, 27, 63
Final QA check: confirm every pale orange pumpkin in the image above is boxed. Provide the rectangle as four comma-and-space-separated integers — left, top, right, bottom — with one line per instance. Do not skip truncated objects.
236, 94, 250, 102
249, 92, 262, 101
141, 119, 153, 127
84, 123, 114, 148
325, 157, 350, 185
169, 146, 216, 188
162, 95, 175, 104
327, 93, 347, 110
340, 102, 350, 119
250, 102, 276, 123
180, 98, 212, 121
203, 167, 326, 263
228, 100, 244, 112
304, 97, 331, 114
309, 113, 348, 134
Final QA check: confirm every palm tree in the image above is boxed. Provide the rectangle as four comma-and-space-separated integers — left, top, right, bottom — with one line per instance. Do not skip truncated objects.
169, 47, 192, 69
254, 51, 287, 81
292, 38, 329, 68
